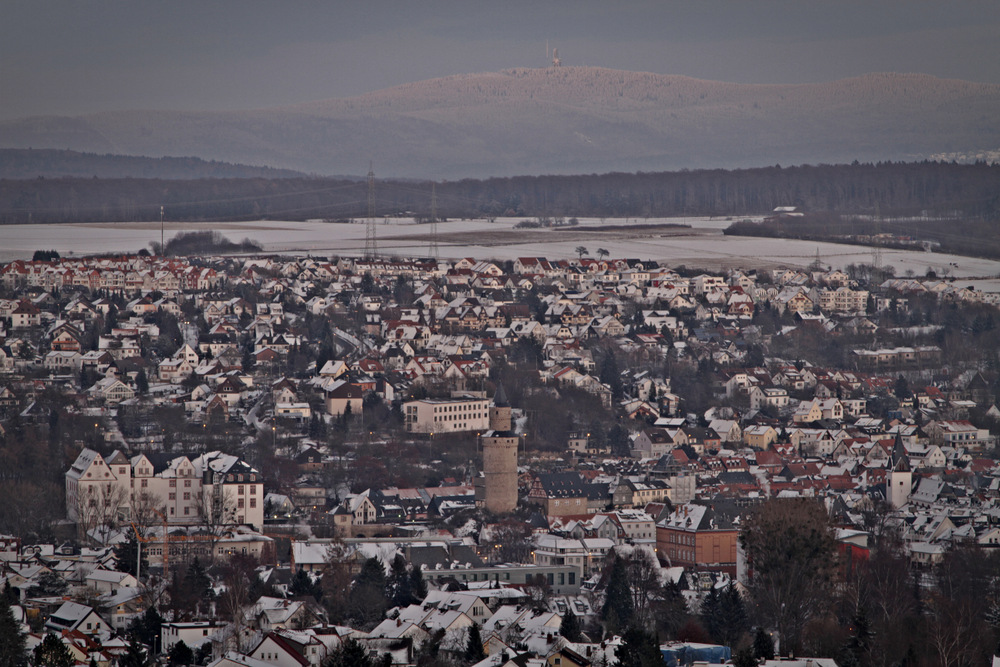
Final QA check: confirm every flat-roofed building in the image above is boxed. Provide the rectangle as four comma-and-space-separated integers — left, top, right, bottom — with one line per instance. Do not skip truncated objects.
404, 395, 491, 434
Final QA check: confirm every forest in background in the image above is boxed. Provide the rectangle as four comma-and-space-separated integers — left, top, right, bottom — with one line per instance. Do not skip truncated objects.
0, 161, 997, 227
724, 212, 1000, 261
0, 149, 308, 181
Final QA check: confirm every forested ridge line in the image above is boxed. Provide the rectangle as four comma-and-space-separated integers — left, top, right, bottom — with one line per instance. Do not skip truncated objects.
1, 161, 997, 225
0, 148, 310, 180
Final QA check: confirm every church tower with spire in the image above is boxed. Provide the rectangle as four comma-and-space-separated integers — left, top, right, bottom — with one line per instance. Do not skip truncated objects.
478, 384, 519, 514
887, 433, 912, 509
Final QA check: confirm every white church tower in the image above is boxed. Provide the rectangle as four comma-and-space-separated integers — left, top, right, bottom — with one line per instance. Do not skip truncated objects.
887, 434, 912, 509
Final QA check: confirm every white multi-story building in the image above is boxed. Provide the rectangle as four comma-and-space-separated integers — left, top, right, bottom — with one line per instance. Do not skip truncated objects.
749, 386, 790, 411
818, 287, 869, 314
66, 448, 265, 536
403, 396, 491, 434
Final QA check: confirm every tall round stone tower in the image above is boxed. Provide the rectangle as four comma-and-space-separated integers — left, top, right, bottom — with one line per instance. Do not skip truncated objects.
481, 384, 519, 514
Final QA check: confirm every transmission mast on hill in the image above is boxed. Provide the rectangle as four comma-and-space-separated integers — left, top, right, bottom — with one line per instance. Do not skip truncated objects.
546, 40, 561, 67
428, 183, 439, 259
872, 201, 882, 273
365, 162, 378, 259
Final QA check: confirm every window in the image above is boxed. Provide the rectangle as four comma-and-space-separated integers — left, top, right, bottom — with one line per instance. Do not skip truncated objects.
169, 480, 176, 487
238, 498, 245, 509
250, 498, 257, 508
141, 479, 148, 488
168, 493, 176, 500
183, 492, 190, 500
184, 480, 191, 488
238, 486, 244, 495
183, 507, 190, 515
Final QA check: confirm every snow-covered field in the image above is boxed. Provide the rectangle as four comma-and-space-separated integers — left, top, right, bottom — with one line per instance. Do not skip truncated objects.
3, 217, 999, 285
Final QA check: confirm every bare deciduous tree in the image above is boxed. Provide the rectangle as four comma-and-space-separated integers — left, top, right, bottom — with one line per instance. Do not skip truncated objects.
77, 482, 130, 546
740, 498, 837, 655
217, 555, 256, 654
193, 486, 238, 561
625, 546, 662, 629
322, 539, 354, 624
487, 519, 534, 564
129, 490, 165, 539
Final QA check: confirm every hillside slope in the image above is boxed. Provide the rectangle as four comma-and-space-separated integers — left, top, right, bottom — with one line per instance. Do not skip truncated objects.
1, 68, 997, 179
0, 149, 309, 180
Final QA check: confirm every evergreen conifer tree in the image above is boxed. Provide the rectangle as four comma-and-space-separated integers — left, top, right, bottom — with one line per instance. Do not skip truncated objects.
32, 634, 73, 667
560, 609, 582, 642
409, 564, 427, 601
386, 555, 414, 607
733, 647, 758, 667
465, 623, 486, 662
753, 628, 775, 661
323, 638, 376, 667
167, 641, 194, 667
117, 636, 148, 667
601, 555, 634, 633
616, 625, 664, 667
0, 593, 27, 667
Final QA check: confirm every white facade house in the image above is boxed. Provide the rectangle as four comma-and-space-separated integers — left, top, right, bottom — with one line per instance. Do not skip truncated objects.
66, 448, 265, 536
162, 621, 226, 650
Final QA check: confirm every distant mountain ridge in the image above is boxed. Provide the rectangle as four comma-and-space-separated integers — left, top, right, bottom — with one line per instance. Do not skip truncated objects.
1, 68, 998, 179
0, 149, 309, 180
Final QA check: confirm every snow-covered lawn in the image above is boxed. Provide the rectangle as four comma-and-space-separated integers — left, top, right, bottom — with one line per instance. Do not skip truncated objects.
3, 216, 998, 284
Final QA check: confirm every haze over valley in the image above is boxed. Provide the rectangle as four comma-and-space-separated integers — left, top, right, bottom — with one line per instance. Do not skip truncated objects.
2, 68, 999, 179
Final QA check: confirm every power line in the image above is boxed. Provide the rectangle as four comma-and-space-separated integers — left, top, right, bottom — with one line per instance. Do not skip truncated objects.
365, 163, 378, 259
872, 201, 882, 271
428, 182, 439, 259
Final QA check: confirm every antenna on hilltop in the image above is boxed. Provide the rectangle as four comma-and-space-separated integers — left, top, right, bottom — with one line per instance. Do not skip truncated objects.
552, 47, 561, 67
365, 162, 378, 259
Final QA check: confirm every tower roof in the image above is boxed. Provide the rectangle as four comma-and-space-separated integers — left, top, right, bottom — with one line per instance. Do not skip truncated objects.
493, 383, 509, 408
889, 432, 910, 472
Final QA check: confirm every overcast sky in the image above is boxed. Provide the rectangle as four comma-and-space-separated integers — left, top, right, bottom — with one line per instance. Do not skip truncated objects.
3, 0, 999, 120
